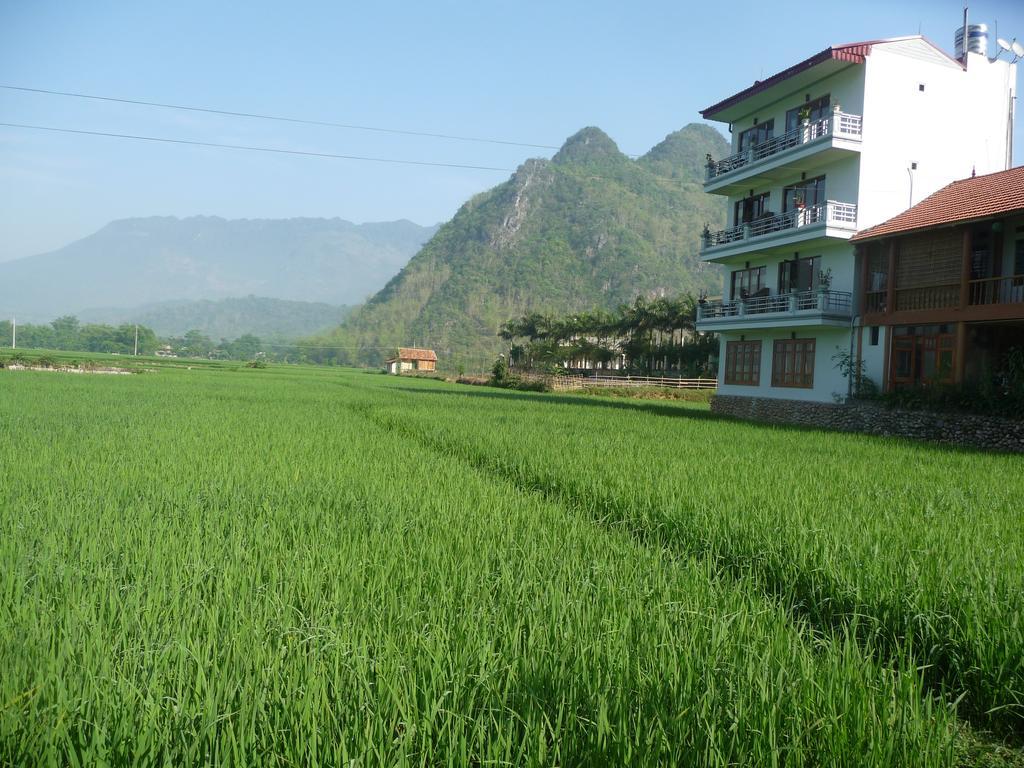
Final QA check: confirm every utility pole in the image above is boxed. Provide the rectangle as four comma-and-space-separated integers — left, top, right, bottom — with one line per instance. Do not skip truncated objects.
134, 324, 139, 356
11, 316, 14, 349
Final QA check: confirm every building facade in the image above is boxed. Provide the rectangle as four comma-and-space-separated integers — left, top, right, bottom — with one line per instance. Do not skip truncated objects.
851, 166, 1024, 391
385, 347, 438, 374
695, 34, 1016, 402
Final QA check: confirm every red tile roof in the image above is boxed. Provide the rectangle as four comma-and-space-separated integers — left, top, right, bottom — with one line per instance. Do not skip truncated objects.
700, 37, 954, 120
852, 166, 1024, 242
394, 347, 437, 362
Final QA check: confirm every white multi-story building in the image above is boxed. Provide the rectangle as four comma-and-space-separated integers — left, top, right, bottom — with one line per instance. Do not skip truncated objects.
695, 33, 1016, 402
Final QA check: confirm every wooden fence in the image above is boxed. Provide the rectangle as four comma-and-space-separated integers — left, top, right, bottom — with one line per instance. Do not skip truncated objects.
546, 374, 717, 391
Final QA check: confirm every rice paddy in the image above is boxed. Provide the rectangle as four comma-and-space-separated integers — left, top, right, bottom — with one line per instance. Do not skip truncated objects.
1, 363, 1021, 766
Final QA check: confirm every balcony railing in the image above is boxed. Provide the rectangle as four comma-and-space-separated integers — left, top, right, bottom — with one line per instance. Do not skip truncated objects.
701, 201, 858, 252
706, 111, 863, 181
895, 284, 960, 312
697, 289, 853, 322
969, 275, 1024, 306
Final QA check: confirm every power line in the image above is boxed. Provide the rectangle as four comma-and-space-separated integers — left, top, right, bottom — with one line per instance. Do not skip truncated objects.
0, 84, 561, 151
0, 122, 515, 172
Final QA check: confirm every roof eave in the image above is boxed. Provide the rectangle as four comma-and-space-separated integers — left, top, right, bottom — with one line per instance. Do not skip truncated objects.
701, 47, 864, 122
852, 206, 1024, 243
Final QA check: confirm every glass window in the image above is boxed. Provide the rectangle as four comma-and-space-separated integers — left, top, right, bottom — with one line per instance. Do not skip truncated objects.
771, 339, 816, 388
785, 95, 831, 132
734, 193, 771, 226
738, 120, 774, 152
890, 329, 955, 387
778, 256, 821, 292
730, 266, 767, 299
783, 176, 826, 212
724, 340, 761, 386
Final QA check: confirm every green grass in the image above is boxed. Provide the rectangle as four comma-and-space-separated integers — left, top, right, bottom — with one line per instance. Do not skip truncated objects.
0, 362, 1020, 765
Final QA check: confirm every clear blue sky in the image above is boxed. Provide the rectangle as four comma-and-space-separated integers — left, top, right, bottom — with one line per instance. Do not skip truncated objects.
2, 0, 1022, 261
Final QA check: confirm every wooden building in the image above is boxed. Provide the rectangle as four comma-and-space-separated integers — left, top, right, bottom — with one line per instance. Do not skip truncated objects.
852, 167, 1024, 391
384, 347, 438, 374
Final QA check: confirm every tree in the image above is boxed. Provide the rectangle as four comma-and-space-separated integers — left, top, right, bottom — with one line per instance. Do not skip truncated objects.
181, 329, 214, 358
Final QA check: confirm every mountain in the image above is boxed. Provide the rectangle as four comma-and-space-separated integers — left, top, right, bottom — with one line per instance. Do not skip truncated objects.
78, 296, 352, 340
0, 217, 438, 322
316, 124, 729, 367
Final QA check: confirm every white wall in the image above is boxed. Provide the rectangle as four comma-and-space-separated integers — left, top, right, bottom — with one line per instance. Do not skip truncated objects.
858, 325, 887, 391
859, 44, 1014, 230
716, 327, 852, 403
714, 242, 855, 299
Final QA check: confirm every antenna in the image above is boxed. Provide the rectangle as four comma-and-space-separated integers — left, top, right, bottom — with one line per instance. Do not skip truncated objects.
1013, 40, 1024, 60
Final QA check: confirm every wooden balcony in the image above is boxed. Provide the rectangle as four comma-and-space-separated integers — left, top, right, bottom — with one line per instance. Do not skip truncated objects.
863, 275, 1024, 323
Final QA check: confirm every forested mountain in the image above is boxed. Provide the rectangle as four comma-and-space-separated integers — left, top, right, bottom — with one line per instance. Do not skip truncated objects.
314, 124, 729, 368
78, 296, 351, 340
0, 217, 437, 322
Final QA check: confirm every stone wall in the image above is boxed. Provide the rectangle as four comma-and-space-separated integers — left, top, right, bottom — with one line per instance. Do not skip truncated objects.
711, 395, 1024, 453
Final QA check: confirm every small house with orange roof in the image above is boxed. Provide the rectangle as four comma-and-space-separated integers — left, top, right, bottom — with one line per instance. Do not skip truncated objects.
384, 347, 438, 374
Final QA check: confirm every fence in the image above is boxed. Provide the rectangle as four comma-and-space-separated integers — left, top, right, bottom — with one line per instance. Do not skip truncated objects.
549, 374, 717, 391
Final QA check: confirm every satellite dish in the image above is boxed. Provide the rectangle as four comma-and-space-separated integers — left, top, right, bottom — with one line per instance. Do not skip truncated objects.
1013, 40, 1024, 57
997, 37, 1012, 52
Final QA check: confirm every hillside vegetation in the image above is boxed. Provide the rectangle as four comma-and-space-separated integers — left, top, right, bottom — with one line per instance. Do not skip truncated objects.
313, 124, 729, 368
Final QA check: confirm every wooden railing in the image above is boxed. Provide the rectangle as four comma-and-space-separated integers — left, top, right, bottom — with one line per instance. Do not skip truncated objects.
864, 291, 887, 314
705, 111, 863, 181
894, 284, 959, 311
968, 275, 1024, 306
579, 375, 717, 390
516, 373, 717, 392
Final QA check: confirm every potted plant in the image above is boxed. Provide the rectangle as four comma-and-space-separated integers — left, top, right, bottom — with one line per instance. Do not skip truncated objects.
818, 268, 833, 291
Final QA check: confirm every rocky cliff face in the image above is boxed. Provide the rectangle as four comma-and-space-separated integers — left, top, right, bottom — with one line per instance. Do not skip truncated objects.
313, 124, 730, 368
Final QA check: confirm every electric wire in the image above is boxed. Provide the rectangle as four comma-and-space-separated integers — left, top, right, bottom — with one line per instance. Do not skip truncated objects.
0, 84, 561, 150
0, 122, 515, 172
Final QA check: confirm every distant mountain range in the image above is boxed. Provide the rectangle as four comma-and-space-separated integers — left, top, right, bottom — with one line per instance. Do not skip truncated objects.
317, 123, 729, 367
0, 217, 438, 322
78, 295, 353, 340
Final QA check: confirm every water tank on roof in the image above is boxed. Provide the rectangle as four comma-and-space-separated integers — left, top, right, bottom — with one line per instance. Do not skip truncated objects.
954, 24, 989, 58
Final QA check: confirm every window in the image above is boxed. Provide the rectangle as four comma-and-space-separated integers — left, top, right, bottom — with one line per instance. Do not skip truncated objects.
785, 95, 830, 132
730, 265, 766, 299
724, 340, 761, 385
772, 338, 816, 388
890, 325, 956, 387
734, 192, 771, 226
783, 176, 826, 213
869, 326, 880, 346
738, 120, 774, 152
778, 255, 821, 293
1013, 238, 1024, 277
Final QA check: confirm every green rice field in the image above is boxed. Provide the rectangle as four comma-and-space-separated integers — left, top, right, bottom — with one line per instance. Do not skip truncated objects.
1, 361, 1022, 766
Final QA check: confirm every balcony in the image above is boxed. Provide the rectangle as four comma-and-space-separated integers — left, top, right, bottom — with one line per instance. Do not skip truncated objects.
704, 111, 863, 194
864, 276, 1024, 320
696, 289, 853, 332
700, 201, 858, 261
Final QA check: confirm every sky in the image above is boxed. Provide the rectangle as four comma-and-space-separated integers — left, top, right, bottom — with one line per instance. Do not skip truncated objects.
2, 0, 1023, 262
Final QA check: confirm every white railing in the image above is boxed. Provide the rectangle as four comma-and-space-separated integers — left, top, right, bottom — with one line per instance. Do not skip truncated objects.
697, 289, 853, 322
701, 201, 858, 252
705, 110, 863, 181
